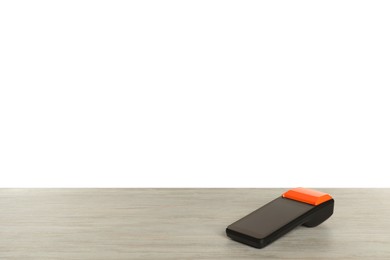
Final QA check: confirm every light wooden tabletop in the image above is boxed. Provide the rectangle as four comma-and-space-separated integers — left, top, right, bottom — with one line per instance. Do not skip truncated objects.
0, 189, 389, 259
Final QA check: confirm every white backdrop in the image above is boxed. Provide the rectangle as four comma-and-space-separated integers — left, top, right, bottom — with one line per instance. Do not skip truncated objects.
1, 1, 389, 187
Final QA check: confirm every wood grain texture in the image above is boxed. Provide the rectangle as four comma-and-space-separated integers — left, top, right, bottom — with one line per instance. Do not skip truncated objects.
0, 189, 389, 259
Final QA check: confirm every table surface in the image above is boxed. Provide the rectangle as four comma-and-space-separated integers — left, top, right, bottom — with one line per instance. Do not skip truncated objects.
0, 189, 389, 259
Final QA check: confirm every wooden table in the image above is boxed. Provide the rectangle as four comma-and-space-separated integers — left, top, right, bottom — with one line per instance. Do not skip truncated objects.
0, 189, 389, 259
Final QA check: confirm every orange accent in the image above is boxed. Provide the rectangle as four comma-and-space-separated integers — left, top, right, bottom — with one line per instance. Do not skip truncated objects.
282, 187, 332, 206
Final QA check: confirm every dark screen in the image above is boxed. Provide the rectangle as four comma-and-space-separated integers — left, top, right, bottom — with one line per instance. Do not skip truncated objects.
227, 197, 314, 239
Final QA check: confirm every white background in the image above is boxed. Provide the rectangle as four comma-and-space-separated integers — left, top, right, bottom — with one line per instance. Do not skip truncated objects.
1, 1, 389, 187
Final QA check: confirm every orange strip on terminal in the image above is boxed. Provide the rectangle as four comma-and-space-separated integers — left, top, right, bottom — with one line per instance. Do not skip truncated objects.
282, 187, 332, 206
